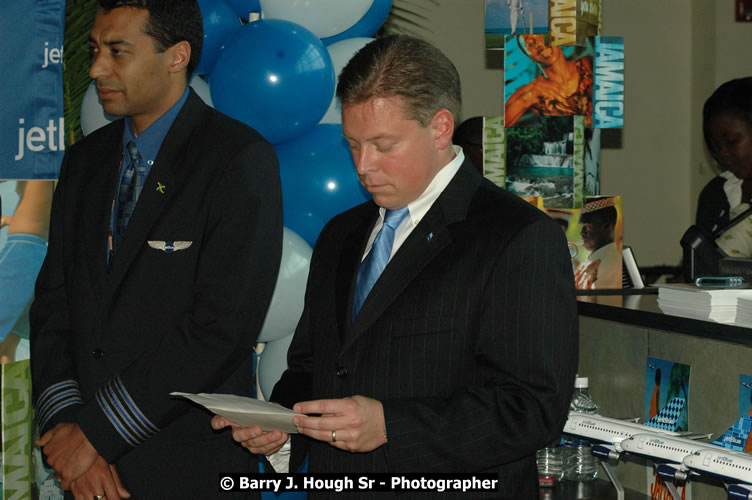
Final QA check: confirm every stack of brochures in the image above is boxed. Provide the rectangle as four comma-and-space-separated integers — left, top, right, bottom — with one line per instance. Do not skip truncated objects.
657, 283, 752, 324
735, 297, 752, 328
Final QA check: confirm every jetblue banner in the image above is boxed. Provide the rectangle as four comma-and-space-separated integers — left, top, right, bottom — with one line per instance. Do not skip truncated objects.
0, 0, 65, 180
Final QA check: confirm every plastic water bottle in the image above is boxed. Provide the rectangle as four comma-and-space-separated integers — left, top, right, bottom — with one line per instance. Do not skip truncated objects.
536, 439, 564, 487
564, 376, 599, 481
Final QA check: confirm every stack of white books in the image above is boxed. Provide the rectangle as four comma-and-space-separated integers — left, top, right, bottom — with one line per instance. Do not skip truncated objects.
657, 283, 752, 324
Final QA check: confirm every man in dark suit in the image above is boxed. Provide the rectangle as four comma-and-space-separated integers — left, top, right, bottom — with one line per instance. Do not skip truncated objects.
214, 35, 577, 498
30, 1, 282, 498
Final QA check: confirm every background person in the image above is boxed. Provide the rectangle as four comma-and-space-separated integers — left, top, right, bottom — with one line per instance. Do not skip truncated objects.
574, 197, 621, 289
507, 0, 524, 35
451, 115, 483, 173
214, 35, 578, 499
696, 77, 752, 257
30, 1, 282, 498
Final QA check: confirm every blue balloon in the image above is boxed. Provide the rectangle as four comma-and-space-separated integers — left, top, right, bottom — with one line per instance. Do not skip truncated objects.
196, 0, 242, 75
210, 20, 335, 144
225, 0, 260, 20
321, 0, 392, 45
276, 124, 371, 246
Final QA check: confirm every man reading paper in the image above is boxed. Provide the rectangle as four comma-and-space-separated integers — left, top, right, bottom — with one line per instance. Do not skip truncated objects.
213, 35, 578, 499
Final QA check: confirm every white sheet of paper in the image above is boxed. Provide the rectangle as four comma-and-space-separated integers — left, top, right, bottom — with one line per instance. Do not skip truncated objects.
171, 392, 301, 433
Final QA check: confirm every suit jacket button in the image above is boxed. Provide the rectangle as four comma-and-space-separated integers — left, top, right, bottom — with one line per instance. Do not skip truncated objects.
92, 349, 104, 359
335, 366, 348, 377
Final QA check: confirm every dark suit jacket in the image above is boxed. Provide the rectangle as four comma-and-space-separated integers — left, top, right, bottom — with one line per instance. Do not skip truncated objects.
30, 90, 282, 498
272, 157, 578, 499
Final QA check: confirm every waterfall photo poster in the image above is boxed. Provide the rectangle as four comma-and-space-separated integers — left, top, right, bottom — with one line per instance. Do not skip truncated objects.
505, 115, 584, 208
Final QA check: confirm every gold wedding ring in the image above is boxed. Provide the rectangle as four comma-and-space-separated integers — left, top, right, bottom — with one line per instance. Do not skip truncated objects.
331, 430, 337, 443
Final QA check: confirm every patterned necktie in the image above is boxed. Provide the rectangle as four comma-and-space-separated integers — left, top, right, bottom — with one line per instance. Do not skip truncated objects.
114, 140, 146, 251
352, 206, 410, 319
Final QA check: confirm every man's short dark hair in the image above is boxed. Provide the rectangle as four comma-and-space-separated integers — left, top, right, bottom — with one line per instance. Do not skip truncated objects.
98, 0, 203, 78
336, 35, 462, 127
579, 206, 617, 227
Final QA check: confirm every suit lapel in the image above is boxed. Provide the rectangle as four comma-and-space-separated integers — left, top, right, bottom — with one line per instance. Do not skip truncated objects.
346, 208, 451, 347
109, 91, 205, 290
344, 158, 482, 349
336, 206, 376, 344
84, 121, 125, 305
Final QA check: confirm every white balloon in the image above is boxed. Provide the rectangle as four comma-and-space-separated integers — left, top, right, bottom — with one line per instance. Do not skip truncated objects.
80, 76, 214, 136
260, 0, 373, 39
320, 37, 374, 124
257, 333, 295, 399
256, 227, 312, 342
189, 75, 214, 107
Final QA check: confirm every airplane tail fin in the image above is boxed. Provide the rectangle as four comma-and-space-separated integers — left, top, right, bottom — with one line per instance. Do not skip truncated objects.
711, 415, 752, 452
645, 397, 686, 431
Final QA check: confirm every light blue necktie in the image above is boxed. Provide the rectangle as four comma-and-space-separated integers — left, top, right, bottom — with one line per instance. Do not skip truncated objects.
114, 140, 146, 252
352, 206, 410, 319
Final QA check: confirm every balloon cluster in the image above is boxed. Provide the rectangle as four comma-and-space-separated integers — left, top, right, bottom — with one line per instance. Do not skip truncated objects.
80, 0, 392, 395
205, 0, 389, 247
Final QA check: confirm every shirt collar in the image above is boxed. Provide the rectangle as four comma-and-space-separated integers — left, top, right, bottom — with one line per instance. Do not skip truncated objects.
122, 87, 190, 168
380, 145, 464, 227
587, 241, 616, 261
721, 169, 743, 209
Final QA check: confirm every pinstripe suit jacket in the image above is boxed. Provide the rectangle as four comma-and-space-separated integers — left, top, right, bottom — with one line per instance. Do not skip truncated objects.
272, 158, 578, 499
30, 90, 282, 498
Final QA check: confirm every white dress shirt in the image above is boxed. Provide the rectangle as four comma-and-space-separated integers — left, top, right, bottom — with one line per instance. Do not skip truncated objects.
360, 145, 465, 262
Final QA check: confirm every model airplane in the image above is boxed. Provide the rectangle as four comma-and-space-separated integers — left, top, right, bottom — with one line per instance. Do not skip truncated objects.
619, 416, 752, 482
563, 397, 685, 461
682, 448, 752, 499
620, 433, 717, 483
566, 398, 752, 499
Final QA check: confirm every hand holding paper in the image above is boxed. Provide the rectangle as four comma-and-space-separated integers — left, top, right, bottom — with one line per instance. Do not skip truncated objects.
171, 392, 301, 433
292, 395, 387, 453
211, 415, 290, 457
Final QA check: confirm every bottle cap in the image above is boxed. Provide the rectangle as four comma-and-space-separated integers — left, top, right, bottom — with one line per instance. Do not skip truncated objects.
574, 376, 589, 389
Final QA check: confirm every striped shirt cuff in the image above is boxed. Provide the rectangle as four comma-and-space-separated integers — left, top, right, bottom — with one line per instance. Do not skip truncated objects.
95, 376, 159, 447
37, 380, 83, 431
